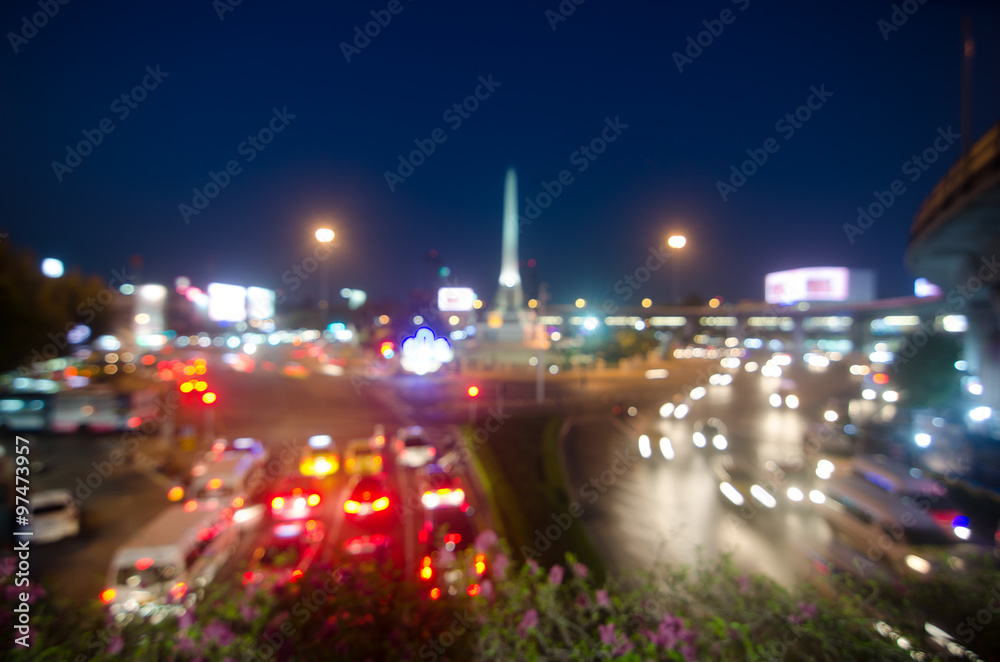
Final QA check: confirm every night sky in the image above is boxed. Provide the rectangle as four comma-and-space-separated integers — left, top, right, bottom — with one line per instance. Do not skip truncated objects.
3, 1, 999, 308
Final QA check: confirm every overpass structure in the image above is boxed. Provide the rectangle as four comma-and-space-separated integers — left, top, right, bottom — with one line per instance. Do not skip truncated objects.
906, 120, 1000, 413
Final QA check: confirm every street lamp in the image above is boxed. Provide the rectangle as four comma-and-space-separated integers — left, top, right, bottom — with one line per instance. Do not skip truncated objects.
315, 228, 335, 325
666, 234, 687, 304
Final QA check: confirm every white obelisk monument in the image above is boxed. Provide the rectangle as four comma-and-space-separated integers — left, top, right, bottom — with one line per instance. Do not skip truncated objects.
495, 167, 524, 314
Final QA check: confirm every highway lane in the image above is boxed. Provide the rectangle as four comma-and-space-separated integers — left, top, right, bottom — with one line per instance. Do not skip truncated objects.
559, 359, 863, 588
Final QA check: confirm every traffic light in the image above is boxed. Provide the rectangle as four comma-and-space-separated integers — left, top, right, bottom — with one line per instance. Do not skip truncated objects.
467, 385, 480, 398
380, 341, 395, 359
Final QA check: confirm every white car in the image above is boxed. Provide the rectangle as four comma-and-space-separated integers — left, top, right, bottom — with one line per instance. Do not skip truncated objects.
31, 490, 80, 544
394, 426, 436, 468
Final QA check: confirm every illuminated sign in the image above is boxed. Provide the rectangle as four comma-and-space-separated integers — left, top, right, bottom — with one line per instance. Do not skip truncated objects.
765, 268, 852, 305
914, 278, 942, 298
247, 287, 275, 320
208, 283, 248, 323
400, 327, 453, 375
437, 287, 475, 312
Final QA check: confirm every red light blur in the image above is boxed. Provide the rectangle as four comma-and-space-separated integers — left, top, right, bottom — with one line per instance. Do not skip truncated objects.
467, 583, 481, 597
873, 373, 889, 385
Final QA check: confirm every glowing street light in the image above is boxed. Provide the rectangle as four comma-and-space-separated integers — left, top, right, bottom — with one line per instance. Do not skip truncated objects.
314, 227, 335, 324
666, 233, 688, 304
315, 228, 335, 243
41, 258, 64, 278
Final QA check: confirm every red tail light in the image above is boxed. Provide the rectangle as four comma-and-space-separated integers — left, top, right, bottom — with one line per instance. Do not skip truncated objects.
344, 500, 360, 514
272, 497, 284, 510
243, 571, 255, 585
467, 583, 481, 597
290, 569, 304, 583
307, 493, 321, 507
420, 556, 433, 580
430, 587, 441, 599
373, 496, 389, 511
100, 588, 116, 604
475, 553, 486, 575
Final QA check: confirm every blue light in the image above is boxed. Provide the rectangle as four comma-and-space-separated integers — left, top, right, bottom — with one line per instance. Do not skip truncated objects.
952, 515, 969, 528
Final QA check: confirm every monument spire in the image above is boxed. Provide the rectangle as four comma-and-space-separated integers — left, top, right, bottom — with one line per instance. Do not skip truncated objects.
496, 167, 524, 313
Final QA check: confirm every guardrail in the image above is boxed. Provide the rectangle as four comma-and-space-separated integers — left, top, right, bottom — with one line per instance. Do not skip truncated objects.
910, 119, 1000, 241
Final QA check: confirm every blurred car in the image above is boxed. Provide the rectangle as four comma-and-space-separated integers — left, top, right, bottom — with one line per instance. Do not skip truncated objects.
417, 464, 466, 510
370, 424, 387, 450
394, 426, 436, 468
762, 458, 816, 506
710, 454, 778, 511
769, 379, 799, 409
344, 438, 384, 476
803, 421, 856, 457
417, 511, 487, 599
693, 417, 729, 451
31, 489, 80, 543
243, 521, 323, 588
343, 475, 392, 521
339, 533, 392, 578
811, 474, 976, 579
300, 435, 339, 477
850, 454, 970, 539
268, 476, 324, 521
210, 437, 266, 462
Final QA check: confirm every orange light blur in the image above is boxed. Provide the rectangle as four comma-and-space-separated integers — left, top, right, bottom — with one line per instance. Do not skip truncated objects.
142, 354, 156, 365
167, 486, 184, 501
373, 496, 389, 511
195, 381, 208, 392
420, 566, 433, 580
467, 583, 481, 597
202, 392, 217, 404
290, 569, 304, 583
307, 494, 321, 507
184, 500, 198, 512
180, 381, 194, 393
344, 500, 360, 514
232, 497, 244, 508
475, 553, 486, 575
272, 497, 285, 509
873, 373, 889, 385
183, 365, 196, 376
100, 588, 116, 604
467, 386, 479, 397
135, 557, 154, 570
430, 587, 441, 599
208, 478, 222, 491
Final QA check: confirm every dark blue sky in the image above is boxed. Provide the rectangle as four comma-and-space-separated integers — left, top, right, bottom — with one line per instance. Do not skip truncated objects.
3, 0, 999, 307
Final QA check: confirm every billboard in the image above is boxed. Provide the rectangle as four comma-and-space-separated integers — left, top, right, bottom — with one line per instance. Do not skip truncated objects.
437, 287, 475, 312
765, 268, 853, 305
208, 283, 248, 323
134, 284, 167, 343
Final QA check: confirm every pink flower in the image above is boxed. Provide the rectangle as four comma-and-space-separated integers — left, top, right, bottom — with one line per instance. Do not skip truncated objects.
493, 553, 509, 578
107, 637, 123, 655
203, 620, 235, 647
527, 559, 540, 575
596, 590, 610, 607
178, 608, 195, 629
599, 623, 616, 644
474, 529, 498, 550
549, 564, 564, 585
575, 592, 589, 608
788, 601, 817, 625
517, 608, 539, 637
573, 562, 588, 578
480, 580, 494, 599
737, 574, 750, 594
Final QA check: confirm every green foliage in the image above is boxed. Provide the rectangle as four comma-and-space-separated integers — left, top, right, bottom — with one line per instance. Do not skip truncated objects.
0, 241, 113, 373
5, 542, 988, 661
